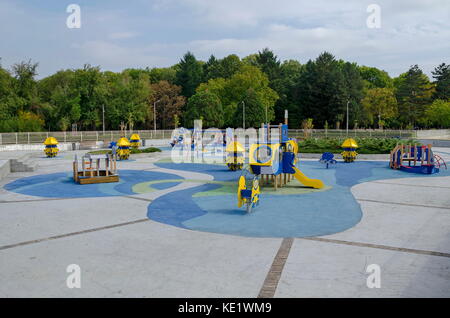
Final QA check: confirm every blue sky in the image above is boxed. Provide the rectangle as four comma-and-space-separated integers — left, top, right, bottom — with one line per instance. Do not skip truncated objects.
1, 0, 449, 78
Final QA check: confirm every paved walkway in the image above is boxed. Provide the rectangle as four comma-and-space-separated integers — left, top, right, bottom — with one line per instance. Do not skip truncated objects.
0, 148, 449, 297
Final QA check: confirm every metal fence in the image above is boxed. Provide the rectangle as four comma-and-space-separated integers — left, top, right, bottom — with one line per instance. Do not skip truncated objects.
0, 130, 175, 145
288, 129, 417, 139
0, 129, 422, 145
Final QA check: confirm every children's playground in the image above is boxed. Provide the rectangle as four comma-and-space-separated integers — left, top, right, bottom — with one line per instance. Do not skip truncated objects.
1, 125, 450, 298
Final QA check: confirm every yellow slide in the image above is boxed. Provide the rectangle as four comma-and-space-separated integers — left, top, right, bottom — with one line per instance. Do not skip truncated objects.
292, 167, 324, 189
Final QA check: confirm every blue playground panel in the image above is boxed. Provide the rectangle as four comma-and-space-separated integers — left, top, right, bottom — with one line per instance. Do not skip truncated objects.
4, 170, 182, 198
147, 161, 450, 238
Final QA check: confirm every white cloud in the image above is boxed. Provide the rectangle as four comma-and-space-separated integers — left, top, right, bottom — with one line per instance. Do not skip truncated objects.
1, 0, 449, 78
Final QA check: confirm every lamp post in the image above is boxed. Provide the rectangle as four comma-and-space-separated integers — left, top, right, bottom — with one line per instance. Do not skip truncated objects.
154, 99, 161, 133
102, 104, 105, 135
242, 100, 246, 129
346, 99, 350, 137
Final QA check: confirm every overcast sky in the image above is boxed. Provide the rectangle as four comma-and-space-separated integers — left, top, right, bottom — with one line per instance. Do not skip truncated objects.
1, 0, 449, 78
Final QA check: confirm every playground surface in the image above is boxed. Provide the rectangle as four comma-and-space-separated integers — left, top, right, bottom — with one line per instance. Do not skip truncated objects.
0, 148, 449, 297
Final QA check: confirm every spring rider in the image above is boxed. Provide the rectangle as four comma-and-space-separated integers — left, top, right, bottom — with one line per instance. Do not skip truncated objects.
319, 152, 337, 168
117, 137, 131, 160
237, 173, 260, 213
341, 138, 359, 163
44, 137, 59, 158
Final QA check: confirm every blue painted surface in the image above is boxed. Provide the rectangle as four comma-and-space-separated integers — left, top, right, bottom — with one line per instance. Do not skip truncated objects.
147, 161, 450, 238
151, 182, 182, 190
4, 170, 182, 198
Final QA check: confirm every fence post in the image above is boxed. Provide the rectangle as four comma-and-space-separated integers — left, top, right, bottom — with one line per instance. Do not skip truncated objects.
80, 131, 83, 142
0, 133, 2, 145
110, 131, 113, 141
28, 132, 30, 144
96, 131, 98, 141
64, 131, 67, 142
16, 133, 18, 144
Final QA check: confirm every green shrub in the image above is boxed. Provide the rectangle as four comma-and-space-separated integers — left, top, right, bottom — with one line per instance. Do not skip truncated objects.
297, 137, 418, 154
88, 147, 162, 155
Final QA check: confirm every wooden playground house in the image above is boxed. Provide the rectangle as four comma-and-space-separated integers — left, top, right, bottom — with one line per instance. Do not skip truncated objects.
390, 143, 446, 174
73, 153, 119, 184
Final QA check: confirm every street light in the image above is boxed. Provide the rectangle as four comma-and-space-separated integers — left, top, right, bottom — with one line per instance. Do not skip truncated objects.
346, 99, 350, 137
154, 99, 161, 133
102, 104, 105, 135
241, 100, 245, 129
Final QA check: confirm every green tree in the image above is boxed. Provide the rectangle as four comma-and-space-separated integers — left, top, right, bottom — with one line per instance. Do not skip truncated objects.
359, 66, 393, 89
394, 65, 435, 127
105, 71, 152, 130
296, 52, 346, 128
184, 91, 224, 127
362, 88, 397, 128
203, 54, 242, 81
175, 52, 204, 98
11, 60, 39, 112
340, 61, 365, 127
432, 63, 450, 101
38, 70, 81, 130
197, 65, 278, 127
148, 66, 177, 84
254, 48, 281, 82
272, 60, 303, 125
424, 99, 450, 128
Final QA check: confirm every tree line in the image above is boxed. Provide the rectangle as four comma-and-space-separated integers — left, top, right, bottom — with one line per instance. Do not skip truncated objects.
0, 49, 449, 132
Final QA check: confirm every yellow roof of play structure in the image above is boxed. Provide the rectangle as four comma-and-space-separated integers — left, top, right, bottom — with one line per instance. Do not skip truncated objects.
341, 138, 359, 148
130, 134, 141, 140
226, 141, 245, 152
117, 137, 131, 147
43, 137, 58, 145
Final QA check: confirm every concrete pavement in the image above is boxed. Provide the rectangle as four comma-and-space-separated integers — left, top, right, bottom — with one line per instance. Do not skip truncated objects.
0, 148, 449, 297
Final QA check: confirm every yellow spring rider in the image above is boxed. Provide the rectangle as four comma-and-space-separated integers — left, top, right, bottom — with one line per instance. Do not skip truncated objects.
117, 137, 131, 160
44, 137, 59, 158
226, 141, 245, 171
237, 172, 260, 213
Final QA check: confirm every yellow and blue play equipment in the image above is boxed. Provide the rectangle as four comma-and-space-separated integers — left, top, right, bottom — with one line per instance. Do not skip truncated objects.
248, 123, 324, 190
130, 133, 141, 149
43, 137, 59, 158
226, 141, 245, 171
237, 174, 260, 213
117, 137, 131, 160
341, 138, 358, 163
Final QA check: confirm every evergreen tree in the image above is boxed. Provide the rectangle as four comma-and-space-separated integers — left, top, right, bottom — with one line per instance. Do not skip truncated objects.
432, 63, 450, 101
296, 52, 346, 128
175, 51, 204, 98
395, 65, 434, 127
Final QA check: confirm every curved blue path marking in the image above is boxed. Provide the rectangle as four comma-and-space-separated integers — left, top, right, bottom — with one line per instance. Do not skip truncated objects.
149, 161, 450, 238
4, 170, 182, 198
